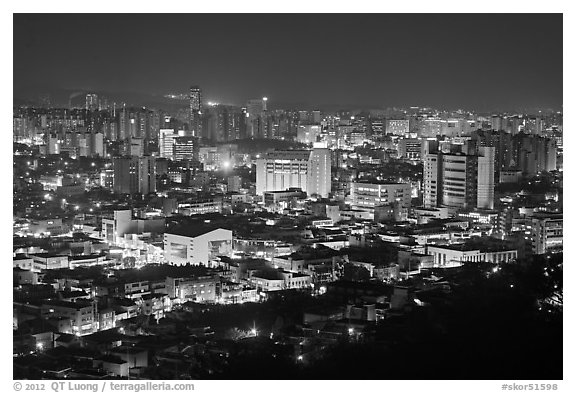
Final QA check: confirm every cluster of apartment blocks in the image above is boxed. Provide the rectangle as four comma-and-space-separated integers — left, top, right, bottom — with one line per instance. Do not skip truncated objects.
158, 200, 561, 273
13, 266, 256, 338
14, 218, 557, 343
18, 201, 561, 276
14, 202, 561, 337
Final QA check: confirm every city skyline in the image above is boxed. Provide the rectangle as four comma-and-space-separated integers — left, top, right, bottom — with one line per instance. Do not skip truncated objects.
12, 11, 564, 383
14, 13, 562, 111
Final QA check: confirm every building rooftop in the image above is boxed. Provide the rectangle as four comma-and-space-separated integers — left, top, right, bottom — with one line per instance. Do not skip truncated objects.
263, 150, 312, 160
252, 269, 283, 281
29, 252, 67, 258
353, 180, 410, 186
13, 254, 33, 260
429, 239, 517, 253
60, 290, 89, 298
42, 299, 94, 310
97, 355, 127, 365
264, 188, 305, 195
69, 254, 105, 261
166, 226, 229, 238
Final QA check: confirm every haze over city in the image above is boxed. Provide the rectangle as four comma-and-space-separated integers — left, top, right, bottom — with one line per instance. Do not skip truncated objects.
14, 14, 562, 111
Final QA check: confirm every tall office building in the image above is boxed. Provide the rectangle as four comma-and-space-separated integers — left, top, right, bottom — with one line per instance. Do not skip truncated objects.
491, 115, 505, 131
530, 214, 563, 255
308, 147, 331, 198
85, 94, 99, 111
256, 148, 331, 198
246, 98, 267, 138
524, 117, 544, 136
189, 85, 202, 137
91, 133, 104, 157
190, 86, 202, 111
386, 119, 410, 136
127, 137, 144, 157
471, 129, 513, 181
311, 110, 321, 124
397, 138, 422, 160
173, 136, 199, 161
202, 105, 243, 142
511, 133, 557, 175
113, 156, 157, 195
370, 120, 384, 138
477, 146, 495, 210
159, 128, 178, 160
509, 115, 522, 135
423, 143, 495, 210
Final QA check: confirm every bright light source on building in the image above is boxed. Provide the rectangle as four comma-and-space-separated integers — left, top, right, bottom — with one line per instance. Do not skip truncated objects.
222, 161, 231, 169
36, 342, 43, 350
348, 328, 354, 335
262, 97, 268, 101
297, 355, 303, 361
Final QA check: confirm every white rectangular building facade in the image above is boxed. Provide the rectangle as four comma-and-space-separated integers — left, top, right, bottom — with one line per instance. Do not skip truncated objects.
256, 149, 331, 198
164, 228, 233, 266
531, 215, 563, 254
350, 182, 412, 210
426, 245, 517, 266
423, 146, 494, 210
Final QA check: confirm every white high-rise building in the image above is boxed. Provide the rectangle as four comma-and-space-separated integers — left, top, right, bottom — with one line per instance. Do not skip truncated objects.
423, 152, 440, 208
530, 214, 563, 255
159, 129, 177, 160
92, 133, 104, 157
256, 148, 331, 198
307, 147, 331, 198
423, 144, 495, 210
477, 146, 495, 209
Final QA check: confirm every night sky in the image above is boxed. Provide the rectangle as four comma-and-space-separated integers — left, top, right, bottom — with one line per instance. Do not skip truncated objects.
14, 14, 563, 111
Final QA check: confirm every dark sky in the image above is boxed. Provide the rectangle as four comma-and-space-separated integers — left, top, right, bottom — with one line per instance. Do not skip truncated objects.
14, 14, 563, 111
